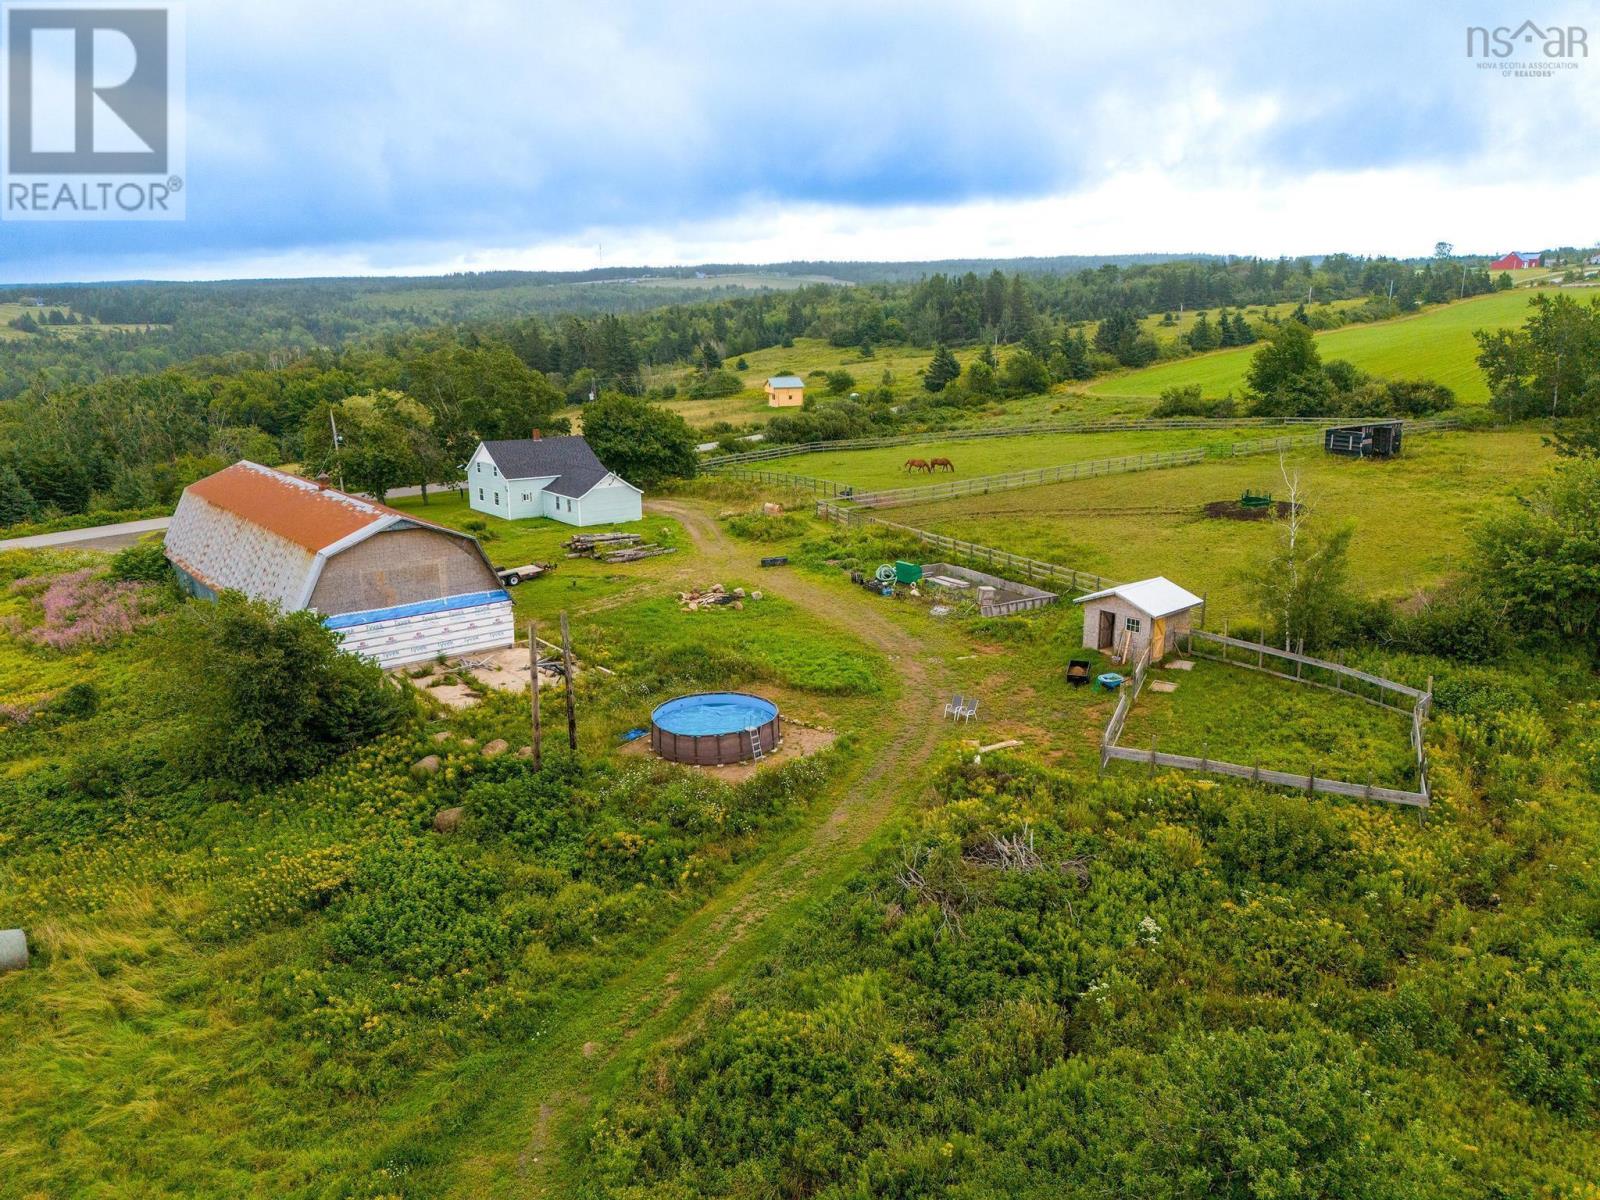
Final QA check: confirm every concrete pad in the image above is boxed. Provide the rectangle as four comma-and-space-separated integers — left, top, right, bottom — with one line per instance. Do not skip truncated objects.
1165, 660, 1195, 671
1149, 680, 1179, 693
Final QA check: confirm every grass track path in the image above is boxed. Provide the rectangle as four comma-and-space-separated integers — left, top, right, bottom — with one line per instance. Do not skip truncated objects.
443, 498, 953, 1197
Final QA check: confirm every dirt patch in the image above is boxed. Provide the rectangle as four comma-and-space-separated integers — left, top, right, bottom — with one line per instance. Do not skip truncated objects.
1203, 499, 1298, 522
399, 644, 575, 709
619, 722, 837, 782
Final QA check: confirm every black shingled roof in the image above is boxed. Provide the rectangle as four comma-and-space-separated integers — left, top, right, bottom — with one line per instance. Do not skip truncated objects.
479, 435, 617, 498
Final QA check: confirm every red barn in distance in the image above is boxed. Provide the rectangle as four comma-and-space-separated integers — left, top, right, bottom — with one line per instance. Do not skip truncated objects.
1489, 251, 1542, 270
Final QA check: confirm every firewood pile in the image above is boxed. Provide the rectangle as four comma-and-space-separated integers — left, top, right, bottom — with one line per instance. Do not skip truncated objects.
678, 583, 760, 612
564, 532, 642, 556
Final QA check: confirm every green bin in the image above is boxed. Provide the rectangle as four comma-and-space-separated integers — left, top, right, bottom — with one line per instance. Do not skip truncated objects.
894, 561, 923, 585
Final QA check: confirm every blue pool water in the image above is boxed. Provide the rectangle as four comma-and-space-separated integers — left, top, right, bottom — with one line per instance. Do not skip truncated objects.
652, 692, 778, 736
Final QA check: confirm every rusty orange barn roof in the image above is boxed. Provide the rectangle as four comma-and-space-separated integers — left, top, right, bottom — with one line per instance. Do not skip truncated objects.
184, 462, 443, 553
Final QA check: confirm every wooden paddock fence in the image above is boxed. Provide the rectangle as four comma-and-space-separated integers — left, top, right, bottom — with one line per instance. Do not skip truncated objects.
815, 500, 1109, 593
1100, 629, 1433, 809
708, 467, 855, 497
705, 413, 1464, 468
845, 434, 1311, 509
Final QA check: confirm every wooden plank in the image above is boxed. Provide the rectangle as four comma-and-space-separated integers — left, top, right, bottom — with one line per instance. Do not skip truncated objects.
1188, 630, 1426, 697
1101, 746, 1427, 807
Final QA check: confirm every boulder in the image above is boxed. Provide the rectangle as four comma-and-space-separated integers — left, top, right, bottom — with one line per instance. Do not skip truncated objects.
732, 587, 746, 598
411, 754, 442, 778
750, 590, 763, 601
431, 730, 452, 744
482, 738, 509, 757
433, 807, 465, 834
516, 745, 535, 758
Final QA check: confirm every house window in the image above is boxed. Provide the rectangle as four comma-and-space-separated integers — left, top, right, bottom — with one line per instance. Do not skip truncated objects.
477, 487, 483, 500
493, 492, 499, 505
1124, 617, 1142, 632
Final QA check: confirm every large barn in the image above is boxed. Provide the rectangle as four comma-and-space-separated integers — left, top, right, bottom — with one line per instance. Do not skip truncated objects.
164, 462, 513, 667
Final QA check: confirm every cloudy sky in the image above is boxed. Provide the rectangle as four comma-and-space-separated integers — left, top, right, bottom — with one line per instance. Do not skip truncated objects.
2, 0, 1598, 281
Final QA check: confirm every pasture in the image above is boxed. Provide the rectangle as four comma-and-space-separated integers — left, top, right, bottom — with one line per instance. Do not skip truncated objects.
1086, 287, 1583, 404
887, 429, 1554, 618
754, 425, 1303, 490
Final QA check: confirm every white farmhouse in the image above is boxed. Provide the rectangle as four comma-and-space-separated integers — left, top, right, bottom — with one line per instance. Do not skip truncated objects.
465, 434, 642, 526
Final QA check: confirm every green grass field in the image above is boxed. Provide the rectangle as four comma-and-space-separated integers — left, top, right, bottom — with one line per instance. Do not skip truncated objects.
386, 491, 686, 624
1129, 296, 1373, 340
889, 429, 1555, 618
760, 426, 1298, 490
0, 301, 155, 342
1087, 288, 1583, 404
1119, 657, 1418, 787
643, 338, 999, 432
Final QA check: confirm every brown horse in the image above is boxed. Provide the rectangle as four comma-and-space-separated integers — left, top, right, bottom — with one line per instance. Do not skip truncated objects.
929, 457, 955, 472
903, 458, 931, 473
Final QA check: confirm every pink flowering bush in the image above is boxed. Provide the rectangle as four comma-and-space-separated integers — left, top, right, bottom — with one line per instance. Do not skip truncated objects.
8, 567, 160, 649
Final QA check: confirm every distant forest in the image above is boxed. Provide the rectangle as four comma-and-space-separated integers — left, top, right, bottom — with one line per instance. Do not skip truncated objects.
0, 252, 1507, 526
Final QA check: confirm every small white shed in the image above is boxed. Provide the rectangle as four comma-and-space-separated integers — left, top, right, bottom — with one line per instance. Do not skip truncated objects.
1074, 576, 1203, 664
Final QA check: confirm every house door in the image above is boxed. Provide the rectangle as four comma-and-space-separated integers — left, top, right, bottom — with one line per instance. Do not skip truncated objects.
1097, 610, 1115, 650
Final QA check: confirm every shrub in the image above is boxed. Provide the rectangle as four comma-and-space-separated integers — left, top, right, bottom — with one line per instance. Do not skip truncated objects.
109, 537, 171, 582
725, 510, 806, 542
154, 591, 414, 789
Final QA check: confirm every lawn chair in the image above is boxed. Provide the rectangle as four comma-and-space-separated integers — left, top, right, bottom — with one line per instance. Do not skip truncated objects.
943, 694, 965, 720
959, 697, 979, 723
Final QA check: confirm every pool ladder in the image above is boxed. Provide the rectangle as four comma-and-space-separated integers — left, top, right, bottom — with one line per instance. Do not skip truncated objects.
747, 726, 765, 763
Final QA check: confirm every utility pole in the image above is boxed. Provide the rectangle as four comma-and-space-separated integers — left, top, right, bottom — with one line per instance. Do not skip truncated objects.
560, 611, 578, 751
328, 409, 346, 491
528, 620, 542, 771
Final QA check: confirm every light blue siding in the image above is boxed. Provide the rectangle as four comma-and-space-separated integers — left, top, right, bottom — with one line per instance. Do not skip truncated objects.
575, 480, 643, 525
467, 444, 642, 526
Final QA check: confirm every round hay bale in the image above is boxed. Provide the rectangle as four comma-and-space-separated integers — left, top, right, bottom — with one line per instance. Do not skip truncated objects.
433, 807, 465, 834
411, 754, 442, 778
482, 738, 509, 758
0, 929, 28, 973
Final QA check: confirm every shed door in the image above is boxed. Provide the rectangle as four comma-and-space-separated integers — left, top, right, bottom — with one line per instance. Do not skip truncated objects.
1097, 609, 1115, 650
1151, 616, 1167, 660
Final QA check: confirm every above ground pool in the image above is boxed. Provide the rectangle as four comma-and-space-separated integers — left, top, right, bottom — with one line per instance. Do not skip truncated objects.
651, 692, 781, 766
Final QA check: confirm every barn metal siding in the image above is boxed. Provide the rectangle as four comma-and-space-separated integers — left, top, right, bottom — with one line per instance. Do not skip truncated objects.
329, 591, 515, 668
308, 527, 501, 616
164, 491, 318, 609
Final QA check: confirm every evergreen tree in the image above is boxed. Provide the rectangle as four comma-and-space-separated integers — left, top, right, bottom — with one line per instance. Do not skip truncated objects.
923, 345, 962, 393
0, 463, 36, 525
1187, 312, 1219, 352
